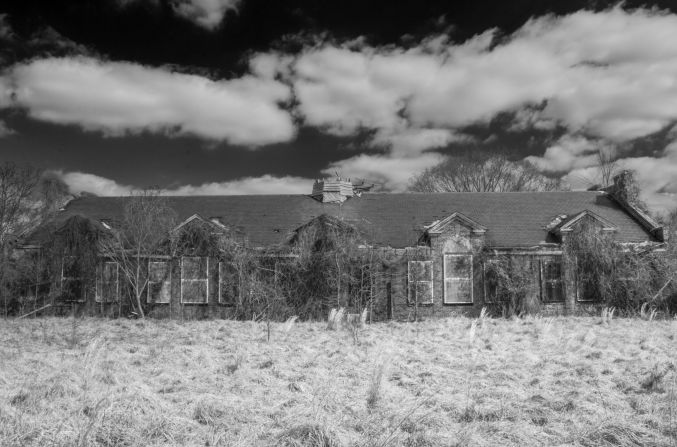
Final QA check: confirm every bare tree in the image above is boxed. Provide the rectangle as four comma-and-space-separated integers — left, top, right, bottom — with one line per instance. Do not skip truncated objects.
409, 153, 562, 193
0, 162, 43, 316
99, 190, 177, 318
597, 147, 620, 187
0, 162, 43, 247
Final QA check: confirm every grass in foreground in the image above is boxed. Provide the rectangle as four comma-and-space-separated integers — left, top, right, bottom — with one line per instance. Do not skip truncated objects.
0, 315, 675, 446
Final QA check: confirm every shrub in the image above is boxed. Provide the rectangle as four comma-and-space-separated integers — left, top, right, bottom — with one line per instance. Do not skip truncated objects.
564, 220, 676, 314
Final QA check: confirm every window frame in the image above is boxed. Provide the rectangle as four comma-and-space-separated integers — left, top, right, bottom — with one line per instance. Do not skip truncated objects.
407, 260, 434, 306
180, 256, 209, 304
95, 261, 119, 303
540, 258, 565, 303
443, 253, 473, 305
147, 260, 172, 304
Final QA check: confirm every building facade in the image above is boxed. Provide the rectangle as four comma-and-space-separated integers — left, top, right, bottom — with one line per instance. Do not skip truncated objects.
18, 173, 666, 320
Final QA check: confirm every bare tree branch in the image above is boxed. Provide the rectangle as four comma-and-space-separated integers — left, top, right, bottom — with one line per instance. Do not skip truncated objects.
98, 190, 177, 318
409, 153, 563, 193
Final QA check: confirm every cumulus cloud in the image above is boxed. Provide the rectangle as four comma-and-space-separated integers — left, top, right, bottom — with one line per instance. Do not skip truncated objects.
171, 0, 241, 30
371, 127, 471, 157
3, 57, 293, 145
58, 171, 135, 196
162, 175, 310, 195
56, 171, 311, 196
322, 152, 443, 192
564, 154, 677, 213
526, 135, 610, 173
115, 0, 239, 29
281, 7, 677, 148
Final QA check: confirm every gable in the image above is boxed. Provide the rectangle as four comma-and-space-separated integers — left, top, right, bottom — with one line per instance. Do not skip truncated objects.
425, 212, 487, 235
554, 210, 618, 235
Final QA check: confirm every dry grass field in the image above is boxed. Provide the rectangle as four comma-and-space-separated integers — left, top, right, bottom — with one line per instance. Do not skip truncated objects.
0, 315, 675, 447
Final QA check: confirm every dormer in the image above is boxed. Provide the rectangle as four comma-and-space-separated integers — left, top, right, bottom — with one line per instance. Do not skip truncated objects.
549, 210, 617, 241
425, 212, 487, 235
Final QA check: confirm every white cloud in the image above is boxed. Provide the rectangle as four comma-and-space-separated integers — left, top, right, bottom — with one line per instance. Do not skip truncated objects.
322, 152, 443, 192
563, 151, 677, 214
5, 57, 293, 145
56, 170, 312, 196
162, 175, 311, 195
371, 127, 470, 157
281, 7, 677, 150
526, 135, 609, 173
508, 108, 557, 132
115, 0, 239, 30
171, 0, 241, 30
58, 171, 135, 196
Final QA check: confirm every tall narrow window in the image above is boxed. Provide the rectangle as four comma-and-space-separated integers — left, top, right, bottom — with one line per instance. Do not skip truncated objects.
443, 254, 473, 304
96, 261, 119, 303
61, 256, 85, 302
148, 261, 171, 304
407, 260, 433, 305
541, 258, 564, 303
181, 256, 208, 304
218, 261, 238, 306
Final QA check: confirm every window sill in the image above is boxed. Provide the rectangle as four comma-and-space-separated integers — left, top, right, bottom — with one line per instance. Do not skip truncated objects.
442, 302, 474, 306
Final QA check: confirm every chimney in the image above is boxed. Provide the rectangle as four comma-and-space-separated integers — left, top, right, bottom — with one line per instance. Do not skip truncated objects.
610, 170, 641, 206
311, 177, 355, 203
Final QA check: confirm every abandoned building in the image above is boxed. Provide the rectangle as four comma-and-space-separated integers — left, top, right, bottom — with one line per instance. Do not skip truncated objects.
15, 171, 668, 320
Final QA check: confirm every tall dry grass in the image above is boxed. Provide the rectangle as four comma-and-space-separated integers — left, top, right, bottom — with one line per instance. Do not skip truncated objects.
0, 316, 675, 446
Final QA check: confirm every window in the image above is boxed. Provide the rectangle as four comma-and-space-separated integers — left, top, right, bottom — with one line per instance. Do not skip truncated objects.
61, 256, 85, 302
181, 256, 208, 304
96, 261, 119, 303
443, 254, 473, 304
541, 258, 564, 303
218, 261, 238, 306
407, 260, 433, 305
148, 261, 171, 304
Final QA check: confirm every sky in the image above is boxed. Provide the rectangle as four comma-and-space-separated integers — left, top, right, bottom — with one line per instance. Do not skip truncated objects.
1, 0, 677, 214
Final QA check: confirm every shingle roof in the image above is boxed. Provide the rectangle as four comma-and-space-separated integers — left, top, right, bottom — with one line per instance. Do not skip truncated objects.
44, 191, 657, 248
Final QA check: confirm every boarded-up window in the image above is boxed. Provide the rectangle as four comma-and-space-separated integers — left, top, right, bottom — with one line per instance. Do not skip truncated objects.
96, 261, 119, 303
443, 254, 473, 304
181, 256, 208, 304
407, 260, 433, 305
541, 258, 564, 303
218, 261, 238, 306
61, 256, 85, 302
148, 261, 171, 304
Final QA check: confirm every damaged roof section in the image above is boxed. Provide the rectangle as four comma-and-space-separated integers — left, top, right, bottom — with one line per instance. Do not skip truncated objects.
28, 190, 662, 249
